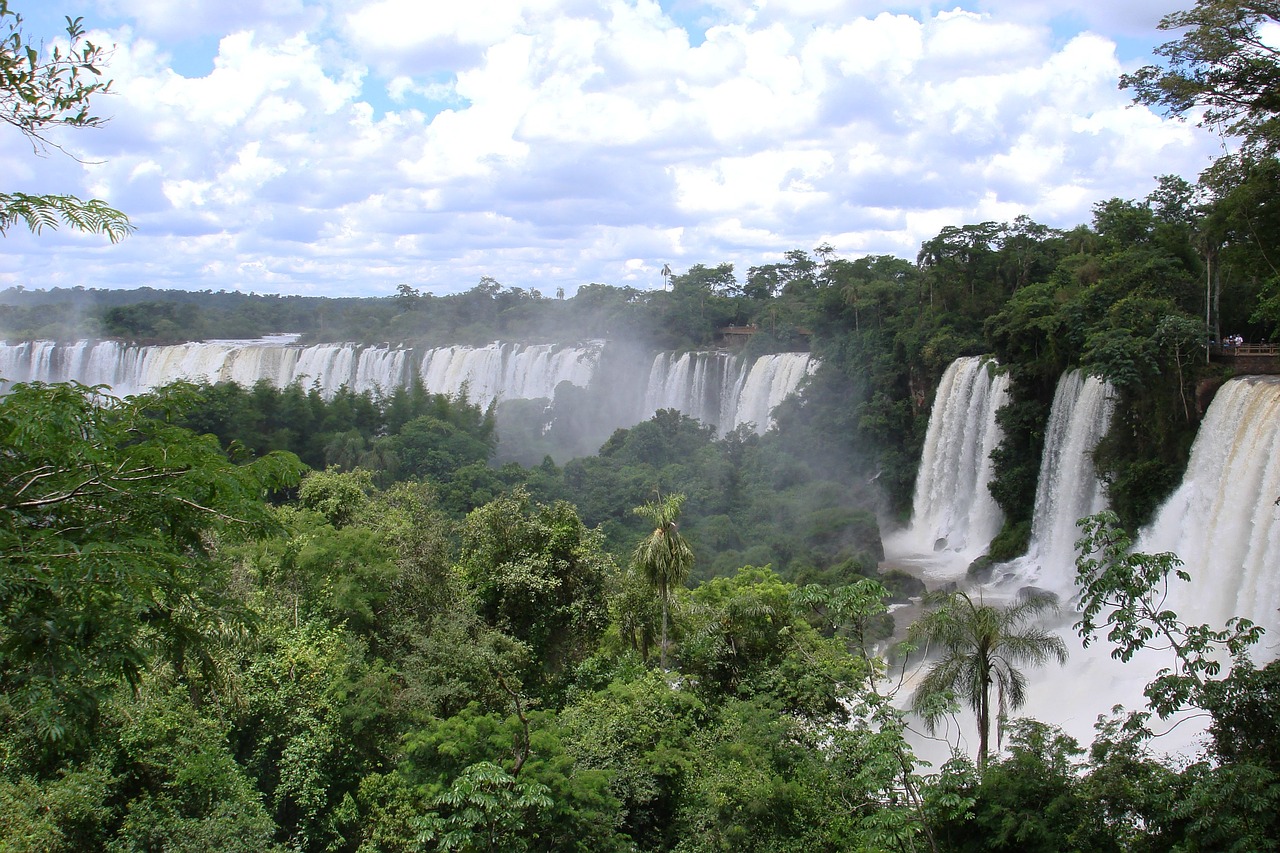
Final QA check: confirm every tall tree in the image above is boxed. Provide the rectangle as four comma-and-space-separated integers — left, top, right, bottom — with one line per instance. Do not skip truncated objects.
457, 489, 612, 691
0, 1, 132, 240
908, 590, 1068, 770
631, 493, 694, 670
1121, 0, 1280, 155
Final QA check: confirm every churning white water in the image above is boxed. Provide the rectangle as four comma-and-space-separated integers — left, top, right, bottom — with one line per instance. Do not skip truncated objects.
417, 343, 599, 408
642, 352, 739, 430
888, 356, 1009, 572
1017, 378, 1280, 757
732, 353, 817, 434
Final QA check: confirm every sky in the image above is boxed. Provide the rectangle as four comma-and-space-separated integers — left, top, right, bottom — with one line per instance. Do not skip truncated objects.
1, 0, 1227, 298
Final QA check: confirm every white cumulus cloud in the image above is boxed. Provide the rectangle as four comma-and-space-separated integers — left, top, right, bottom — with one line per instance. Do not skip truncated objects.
2, 0, 1226, 297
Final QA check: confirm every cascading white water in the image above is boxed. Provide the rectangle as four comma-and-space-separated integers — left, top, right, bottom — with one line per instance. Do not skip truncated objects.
1012, 370, 1115, 593
641, 352, 732, 429
640, 351, 814, 435
0, 339, 811, 437
416, 343, 598, 409
891, 356, 1009, 567
0, 339, 598, 403
731, 353, 816, 433
1140, 376, 1280, 638
1007, 376, 1280, 760
902, 367, 1226, 765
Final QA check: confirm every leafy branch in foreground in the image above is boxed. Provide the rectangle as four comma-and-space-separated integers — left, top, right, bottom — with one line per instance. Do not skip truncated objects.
1074, 510, 1264, 719
1121, 0, 1280, 153
0, 191, 133, 241
1, 2, 113, 148
1, 2, 132, 241
0, 381, 304, 744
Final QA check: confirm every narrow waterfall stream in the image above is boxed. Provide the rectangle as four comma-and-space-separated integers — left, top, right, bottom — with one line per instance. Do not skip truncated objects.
1004, 370, 1115, 594
885, 356, 1008, 577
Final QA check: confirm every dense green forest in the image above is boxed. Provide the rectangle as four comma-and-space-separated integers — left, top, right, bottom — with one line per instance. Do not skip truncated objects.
5, 0, 1280, 850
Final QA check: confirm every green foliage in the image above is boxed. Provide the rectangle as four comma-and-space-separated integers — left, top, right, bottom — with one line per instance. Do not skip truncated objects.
1, 2, 109, 139
0, 3, 132, 240
1122, 0, 1280, 155
228, 618, 380, 851
1074, 511, 1264, 718
1203, 659, 1280, 771
680, 566, 864, 716
393, 704, 625, 853
1168, 760, 1280, 852
413, 761, 554, 852
378, 408, 496, 486
0, 381, 303, 744
674, 698, 836, 851
171, 376, 500, 516
259, 506, 400, 635
0, 762, 113, 851
559, 670, 706, 848
298, 467, 375, 527
457, 490, 612, 694
0, 191, 133, 242
103, 682, 282, 852
927, 720, 1120, 853
907, 590, 1068, 770
631, 493, 695, 670
986, 390, 1052, 535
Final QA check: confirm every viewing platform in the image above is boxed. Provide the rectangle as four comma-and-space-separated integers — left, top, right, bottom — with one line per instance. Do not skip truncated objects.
718, 324, 759, 342
1210, 343, 1280, 374
714, 324, 812, 348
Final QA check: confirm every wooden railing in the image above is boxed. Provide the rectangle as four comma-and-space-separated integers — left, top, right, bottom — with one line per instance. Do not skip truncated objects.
1210, 343, 1280, 374
1214, 343, 1279, 356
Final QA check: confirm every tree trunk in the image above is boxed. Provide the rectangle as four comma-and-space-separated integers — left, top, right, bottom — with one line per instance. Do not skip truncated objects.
978, 672, 991, 771
660, 590, 670, 670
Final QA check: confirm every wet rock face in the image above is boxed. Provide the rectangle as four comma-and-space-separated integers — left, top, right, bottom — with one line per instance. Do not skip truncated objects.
966, 556, 995, 583
877, 569, 926, 603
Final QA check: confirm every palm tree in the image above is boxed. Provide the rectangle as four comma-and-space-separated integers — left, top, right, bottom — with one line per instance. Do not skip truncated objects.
907, 590, 1067, 770
631, 493, 694, 670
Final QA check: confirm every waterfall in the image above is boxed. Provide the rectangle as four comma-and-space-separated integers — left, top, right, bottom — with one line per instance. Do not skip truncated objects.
417, 343, 598, 409
1140, 376, 1280, 637
0, 339, 597, 404
894, 356, 1009, 564
895, 371, 1278, 767
731, 353, 816, 433
641, 352, 735, 429
0, 339, 813, 441
640, 351, 814, 435
1016, 370, 1115, 591
1005, 376, 1280, 762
